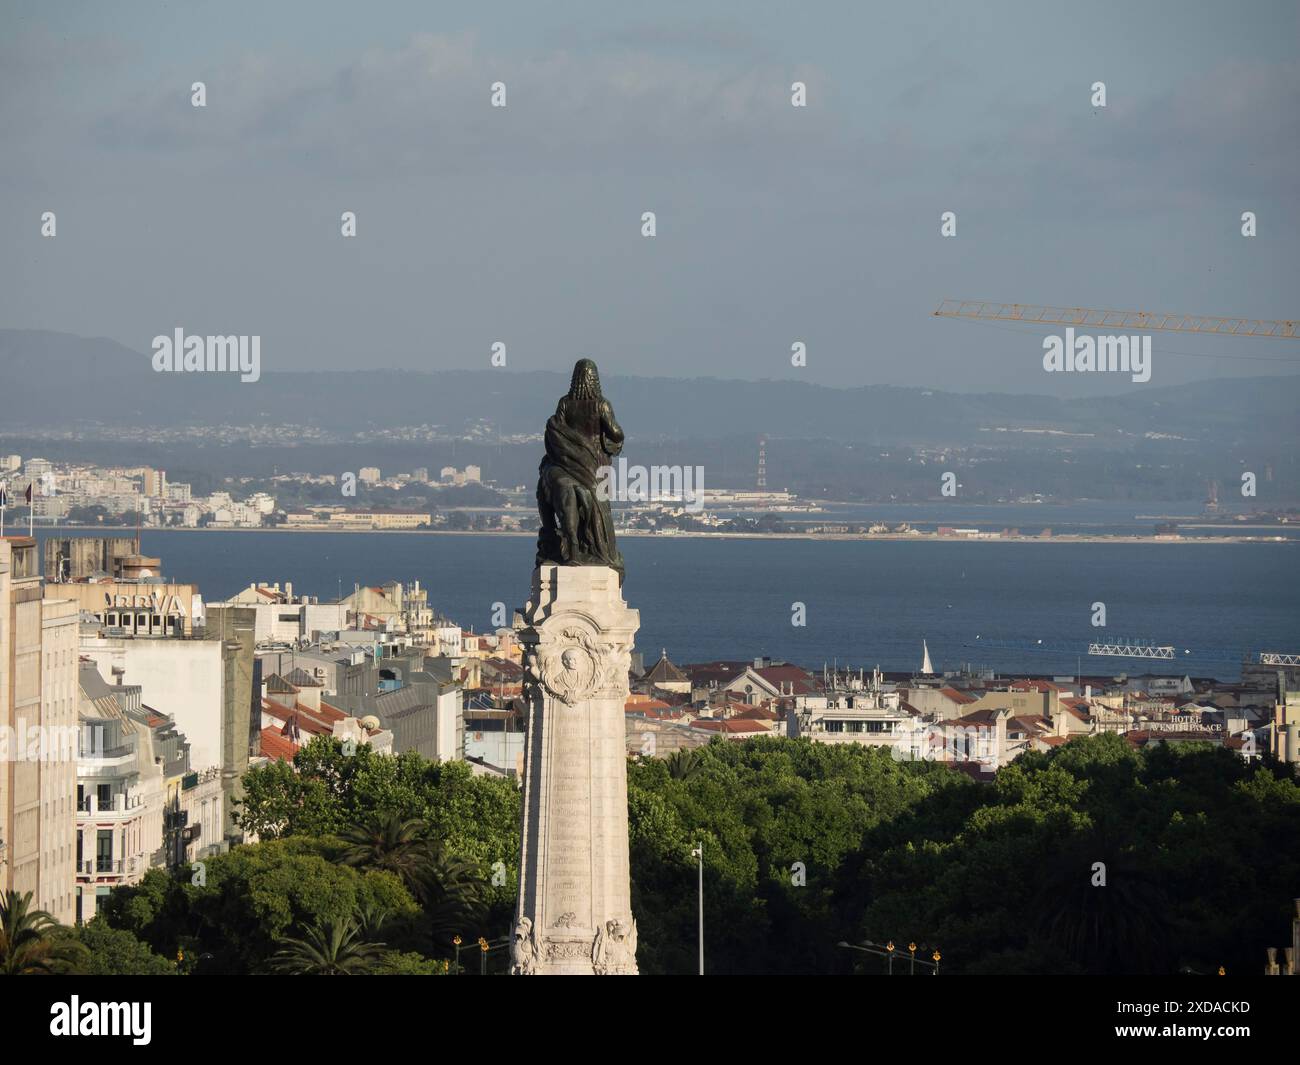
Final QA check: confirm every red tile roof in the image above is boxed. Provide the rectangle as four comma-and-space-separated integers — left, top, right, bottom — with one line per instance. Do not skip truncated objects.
259, 727, 298, 762
731, 706, 779, 721
626, 697, 673, 712
691, 719, 771, 734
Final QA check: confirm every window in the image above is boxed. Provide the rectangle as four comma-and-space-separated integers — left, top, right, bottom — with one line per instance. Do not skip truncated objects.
95, 830, 113, 873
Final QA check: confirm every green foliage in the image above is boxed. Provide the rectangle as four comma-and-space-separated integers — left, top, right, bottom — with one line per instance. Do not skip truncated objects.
0, 890, 81, 975
100, 836, 419, 973
665, 748, 705, 781
371, 949, 451, 975
625, 734, 1299, 975
268, 916, 388, 975
334, 810, 489, 947
103, 730, 1300, 975
236, 738, 518, 886
72, 919, 176, 975
850, 735, 1300, 976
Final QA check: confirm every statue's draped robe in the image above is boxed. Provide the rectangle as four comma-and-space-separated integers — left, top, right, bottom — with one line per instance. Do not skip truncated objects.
536, 395, 625, 583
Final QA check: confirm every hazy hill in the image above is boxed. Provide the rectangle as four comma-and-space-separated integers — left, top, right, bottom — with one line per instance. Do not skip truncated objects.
2, 328, 1295, 450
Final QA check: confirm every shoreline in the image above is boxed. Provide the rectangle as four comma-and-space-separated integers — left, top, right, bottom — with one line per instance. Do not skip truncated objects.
20, 524, 1293, 545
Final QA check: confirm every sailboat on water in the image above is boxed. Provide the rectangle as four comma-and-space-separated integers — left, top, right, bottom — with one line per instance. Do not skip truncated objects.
920, 639, 934, 675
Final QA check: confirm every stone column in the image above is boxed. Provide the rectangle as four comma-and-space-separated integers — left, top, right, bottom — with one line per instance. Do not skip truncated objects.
511, 565, 639, 975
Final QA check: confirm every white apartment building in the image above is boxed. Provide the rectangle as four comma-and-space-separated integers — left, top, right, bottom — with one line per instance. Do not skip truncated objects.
80, 636, 227, 774
788, 679, 918, 758
211, 582, 349, 644
1, 537, 79, 925
75, 673, 165, 923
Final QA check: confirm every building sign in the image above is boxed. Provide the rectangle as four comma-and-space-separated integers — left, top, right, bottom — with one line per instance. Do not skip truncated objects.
104, 591, 188, 618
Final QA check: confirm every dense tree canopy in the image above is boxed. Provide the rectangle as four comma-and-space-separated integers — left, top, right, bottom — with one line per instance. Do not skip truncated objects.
93, 732, 1299, 975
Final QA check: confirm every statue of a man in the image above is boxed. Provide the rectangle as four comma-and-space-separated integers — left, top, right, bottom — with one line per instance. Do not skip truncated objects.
536, 359, 625, 583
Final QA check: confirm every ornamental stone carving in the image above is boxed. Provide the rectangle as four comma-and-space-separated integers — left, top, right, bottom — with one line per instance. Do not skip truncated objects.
592, 918, 638, 976
526, 620, 631, 706
510, 917, 539, 976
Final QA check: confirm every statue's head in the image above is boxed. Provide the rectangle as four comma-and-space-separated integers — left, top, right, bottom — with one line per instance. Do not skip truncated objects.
569, 358, 602, 401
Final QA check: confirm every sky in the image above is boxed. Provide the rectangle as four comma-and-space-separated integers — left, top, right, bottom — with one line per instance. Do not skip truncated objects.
1, 0, 1297, 395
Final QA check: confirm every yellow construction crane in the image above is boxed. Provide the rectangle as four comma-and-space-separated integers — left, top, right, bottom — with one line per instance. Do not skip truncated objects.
933, 299, 1299, 340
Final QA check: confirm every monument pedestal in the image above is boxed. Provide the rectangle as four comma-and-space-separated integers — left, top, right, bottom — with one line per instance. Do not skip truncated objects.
511, 565, 639, 975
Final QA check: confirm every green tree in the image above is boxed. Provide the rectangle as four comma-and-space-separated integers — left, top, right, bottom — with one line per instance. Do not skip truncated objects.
665, 748, 705, 781
370, 949, 449, 975
0, 890, 78, 975
268, 917, 387, 975
337, 812, 440, 893
73, 919, 177, 975
335, 810, 489, 947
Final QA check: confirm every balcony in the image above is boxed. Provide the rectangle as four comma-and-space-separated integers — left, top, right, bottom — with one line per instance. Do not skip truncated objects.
80, 743, 136, 770
78, 856, 142, 879
76, 797, 143, 821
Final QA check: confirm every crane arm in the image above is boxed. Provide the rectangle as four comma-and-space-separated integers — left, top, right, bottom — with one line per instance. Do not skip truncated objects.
934, 299, 1298, 339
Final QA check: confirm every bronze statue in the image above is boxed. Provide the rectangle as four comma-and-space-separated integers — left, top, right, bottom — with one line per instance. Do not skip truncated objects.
536, 359, 625, 583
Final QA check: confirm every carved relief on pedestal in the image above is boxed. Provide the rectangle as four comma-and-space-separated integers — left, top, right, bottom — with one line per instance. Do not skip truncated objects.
592, 917, 638, 975
544, 938, 595, 962
524, 616, 632, 707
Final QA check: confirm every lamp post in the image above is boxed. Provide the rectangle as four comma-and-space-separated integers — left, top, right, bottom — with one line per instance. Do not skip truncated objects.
839, 940, 942, 975
692, 841, 704, 975
452, 935, 462, 974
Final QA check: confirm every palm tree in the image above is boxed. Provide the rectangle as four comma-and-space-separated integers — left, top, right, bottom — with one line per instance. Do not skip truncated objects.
338, 812, 439, 891
666, 748, 705, 781
336, 811, 488, 941
0, 890, 73, 975
268, 917, 387, 975
353, 898, 390, 941
1035, 831, 1173, 974
421, 851, 489, 945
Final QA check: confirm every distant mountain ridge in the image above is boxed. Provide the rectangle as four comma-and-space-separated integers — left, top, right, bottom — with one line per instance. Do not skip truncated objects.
1, 328, 1295, 449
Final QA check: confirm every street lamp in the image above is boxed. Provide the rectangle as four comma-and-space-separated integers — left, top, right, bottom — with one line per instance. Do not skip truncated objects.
839, 939, 942, 975
452, 934, 463, 974
691, 842, 704, 975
